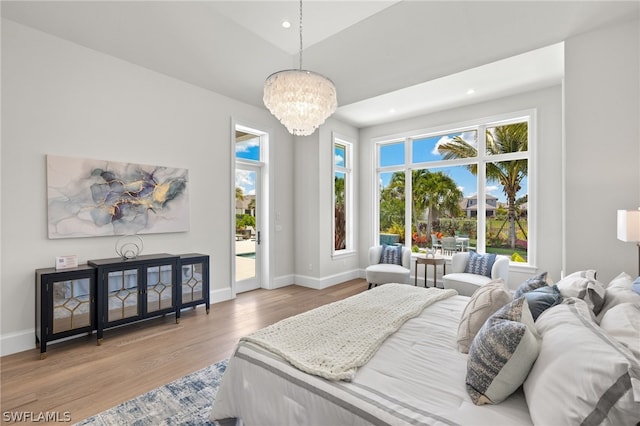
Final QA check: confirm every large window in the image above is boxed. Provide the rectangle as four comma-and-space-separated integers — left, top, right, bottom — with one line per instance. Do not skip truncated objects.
376, 113, 532, 263
333, 136, 354, 254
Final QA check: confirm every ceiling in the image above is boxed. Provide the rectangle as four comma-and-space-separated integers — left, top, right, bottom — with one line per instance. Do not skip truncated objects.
2, 1, 638, 128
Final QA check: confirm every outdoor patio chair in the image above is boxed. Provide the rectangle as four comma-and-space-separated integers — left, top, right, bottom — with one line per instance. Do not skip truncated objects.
441, 237, 459, 255
430, 234, 442, 253
455, 234, 470, 251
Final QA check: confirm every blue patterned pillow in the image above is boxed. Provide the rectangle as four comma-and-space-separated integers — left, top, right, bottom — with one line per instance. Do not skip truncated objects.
513, 272, 549, 299
464, 251, 496, 277
379, 244, 403, 265
466, 297, 540, 405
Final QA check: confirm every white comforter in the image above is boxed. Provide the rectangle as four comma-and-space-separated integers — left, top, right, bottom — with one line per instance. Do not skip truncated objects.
241, 285, 457, 381
211, 293, 533, 426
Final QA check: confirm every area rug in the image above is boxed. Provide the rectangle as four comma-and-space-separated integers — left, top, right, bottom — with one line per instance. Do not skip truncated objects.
75, 359, 227, 425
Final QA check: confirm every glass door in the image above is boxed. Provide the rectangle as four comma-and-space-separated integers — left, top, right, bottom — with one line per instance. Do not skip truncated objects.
234, 126, 264, 293
106, 269, 139, 322
235, 165, 261, 291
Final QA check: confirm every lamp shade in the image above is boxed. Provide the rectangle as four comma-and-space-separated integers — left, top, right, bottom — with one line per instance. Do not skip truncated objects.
263, 69, 337, 136
617, 209, 640, 242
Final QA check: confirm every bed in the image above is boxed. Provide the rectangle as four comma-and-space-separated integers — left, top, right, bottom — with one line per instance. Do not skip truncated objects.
210, 276, 640, 426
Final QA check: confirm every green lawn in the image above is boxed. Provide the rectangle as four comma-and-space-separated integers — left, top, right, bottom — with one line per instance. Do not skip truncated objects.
487, 246, 528, 261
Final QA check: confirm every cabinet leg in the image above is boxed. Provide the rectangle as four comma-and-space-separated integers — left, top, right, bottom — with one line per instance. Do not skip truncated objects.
40, 352, 47, 360
176, 318, 180, 324
206, 308, 210, 314
97, 338, 103, 346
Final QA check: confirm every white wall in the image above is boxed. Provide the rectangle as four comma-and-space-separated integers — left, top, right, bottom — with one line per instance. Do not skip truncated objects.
293, 117, 360, 288
355, 17, 640, 288
317, 120, 360, 282
564, 18, 640, 282
0, 19, 295, 355
293, 131, 321, 284
357, 86, 564, 289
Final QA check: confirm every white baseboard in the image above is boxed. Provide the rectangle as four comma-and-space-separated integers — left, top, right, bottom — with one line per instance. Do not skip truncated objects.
1, 272, 364, 357
1, 291, 233, 358
272, 274, 295, 289
1, 328, 35, 357
295, 269, 361, 290
210, 287, 233, 304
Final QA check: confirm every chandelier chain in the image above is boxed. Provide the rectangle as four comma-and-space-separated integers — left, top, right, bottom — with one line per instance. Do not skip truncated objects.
299, 0, 303, 70
262, 0, 337, 136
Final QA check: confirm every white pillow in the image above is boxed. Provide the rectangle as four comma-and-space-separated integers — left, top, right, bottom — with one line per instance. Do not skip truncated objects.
466, 297, 540, 405
457, 279, 512, 354
596, 272, 640, 323
599, 302, 640, 361
605, 272, 632, 289
556, 270, 605, 315
523, 298, 640, 425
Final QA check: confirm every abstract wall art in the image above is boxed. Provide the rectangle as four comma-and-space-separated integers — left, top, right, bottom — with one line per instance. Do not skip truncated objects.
46, 155, 189, 239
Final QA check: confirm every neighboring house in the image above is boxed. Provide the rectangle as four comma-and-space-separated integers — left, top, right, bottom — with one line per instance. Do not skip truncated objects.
518, 202, 528, 219
236, 195, 255, 216
460, 194, 498, 218
460, 196, 528, 219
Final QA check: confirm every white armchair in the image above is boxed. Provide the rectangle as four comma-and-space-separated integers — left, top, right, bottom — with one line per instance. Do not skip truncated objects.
442, 252, 509, 296
365, 246, 411, 289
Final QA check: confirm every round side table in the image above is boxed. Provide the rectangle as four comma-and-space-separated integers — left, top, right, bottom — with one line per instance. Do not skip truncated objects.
415, 256, 446, 288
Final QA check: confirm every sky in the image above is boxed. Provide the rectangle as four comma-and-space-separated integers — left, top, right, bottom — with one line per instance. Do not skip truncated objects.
235, 137, 260, 196
234, 131, 527, 203
379, 131, 528, 203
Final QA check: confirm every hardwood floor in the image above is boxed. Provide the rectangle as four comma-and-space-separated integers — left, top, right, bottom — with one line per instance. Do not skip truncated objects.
0, 279, 368, 424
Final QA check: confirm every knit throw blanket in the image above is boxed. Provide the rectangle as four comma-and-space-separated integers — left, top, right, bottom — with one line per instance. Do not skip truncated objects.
241, 284, 457, 381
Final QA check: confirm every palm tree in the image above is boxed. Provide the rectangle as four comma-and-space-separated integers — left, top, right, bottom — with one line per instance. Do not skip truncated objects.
379, 170, 462, 242
438, 123, 528, 248
379, 172, 406, 235
235, 187, 245, 233
411, 169, 462, 237
334, 175, 346, 250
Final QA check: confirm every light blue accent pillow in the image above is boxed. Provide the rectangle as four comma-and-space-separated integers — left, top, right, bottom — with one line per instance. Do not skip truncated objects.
464, 250, 496, 277
521, 284, 563, 321
379, 244, 402, 265
632, 276, 640, 295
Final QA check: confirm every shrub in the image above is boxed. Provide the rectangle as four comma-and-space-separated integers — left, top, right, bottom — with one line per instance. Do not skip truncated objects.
511, 252, 525, 262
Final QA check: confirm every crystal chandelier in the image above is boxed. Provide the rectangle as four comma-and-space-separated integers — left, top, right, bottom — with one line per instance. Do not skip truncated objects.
263, 0, 337, 136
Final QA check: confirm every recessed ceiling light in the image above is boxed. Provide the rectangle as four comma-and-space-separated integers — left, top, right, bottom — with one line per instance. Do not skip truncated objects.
282, 20, 291, 29
466, 89, 475, 95
389, 108, 396, 114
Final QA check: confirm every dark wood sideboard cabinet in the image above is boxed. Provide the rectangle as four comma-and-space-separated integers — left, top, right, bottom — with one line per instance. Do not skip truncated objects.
35, 253, 210, 358
179, 253, 211, 314
35, 265, 96, 359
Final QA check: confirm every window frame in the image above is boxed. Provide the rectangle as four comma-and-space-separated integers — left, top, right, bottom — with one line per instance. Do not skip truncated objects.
373, 110, 536, 266
332, 134, 355, 257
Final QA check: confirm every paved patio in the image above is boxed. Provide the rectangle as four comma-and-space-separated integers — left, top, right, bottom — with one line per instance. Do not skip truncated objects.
235, 239, 256, 282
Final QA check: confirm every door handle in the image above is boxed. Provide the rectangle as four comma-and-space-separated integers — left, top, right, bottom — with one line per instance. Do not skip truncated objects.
257, 231, 261, 245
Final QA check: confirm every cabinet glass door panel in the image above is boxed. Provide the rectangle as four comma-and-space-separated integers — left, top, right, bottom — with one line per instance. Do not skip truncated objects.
146, 265, 174, 313
107, 269, 139, 322
52, 278, 92, 334
181, 263, 204, 303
